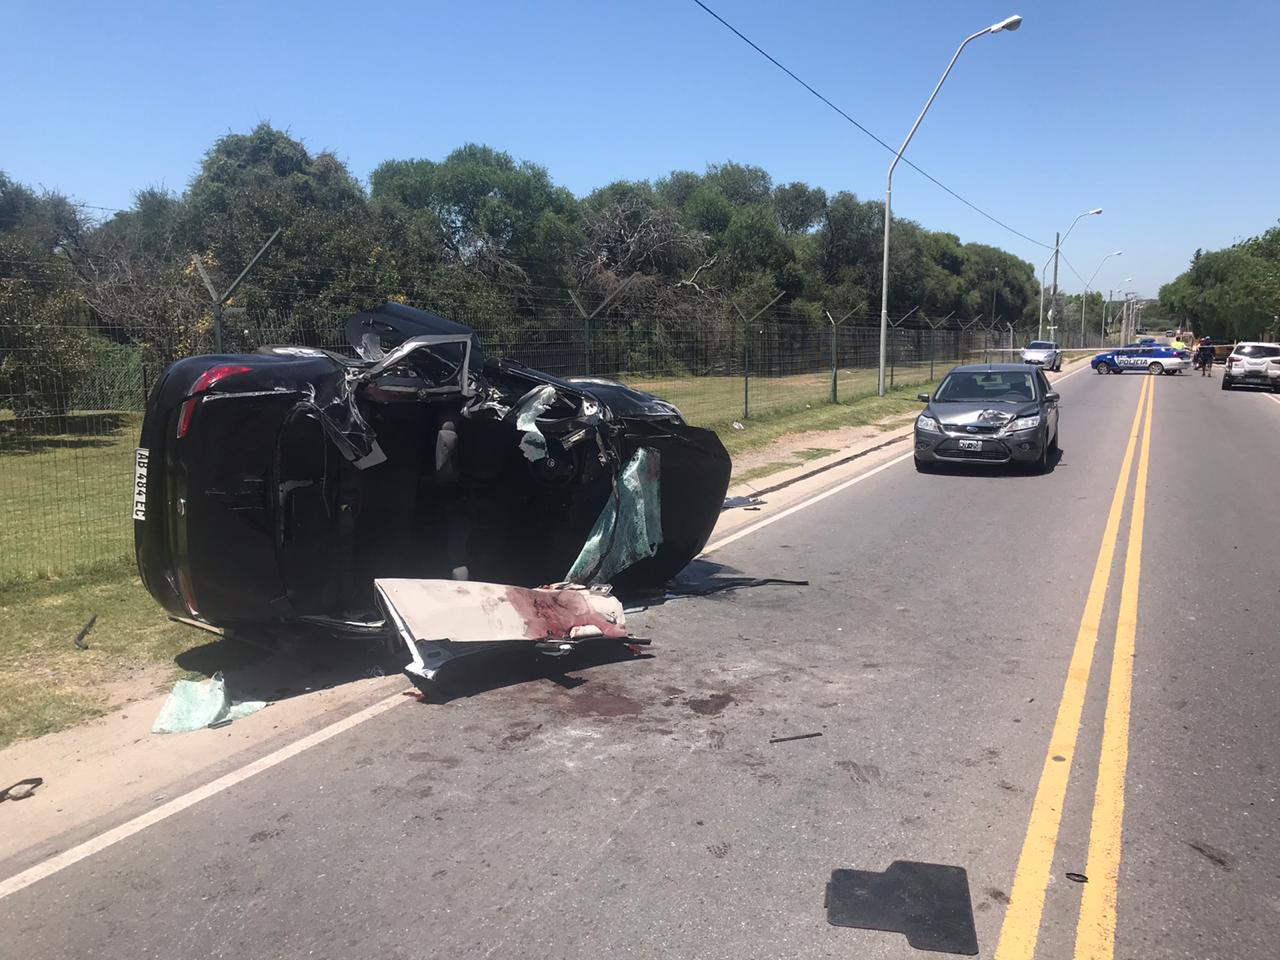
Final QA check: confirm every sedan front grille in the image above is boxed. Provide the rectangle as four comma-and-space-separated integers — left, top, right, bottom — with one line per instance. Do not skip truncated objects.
935, 440, 1009, 462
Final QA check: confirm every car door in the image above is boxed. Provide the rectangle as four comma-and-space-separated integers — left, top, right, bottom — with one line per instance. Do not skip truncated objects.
1036, 370, 1058, 436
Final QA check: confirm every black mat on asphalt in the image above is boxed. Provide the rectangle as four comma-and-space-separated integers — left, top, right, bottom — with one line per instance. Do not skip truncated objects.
825, 860, 978, 955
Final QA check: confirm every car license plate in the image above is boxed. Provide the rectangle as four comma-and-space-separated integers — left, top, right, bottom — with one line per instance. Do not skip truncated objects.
958, 439, 982, 451
133, 448, 149, 521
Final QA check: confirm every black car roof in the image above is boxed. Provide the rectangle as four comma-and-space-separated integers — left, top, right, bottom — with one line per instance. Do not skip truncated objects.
946, 363, 1042, 374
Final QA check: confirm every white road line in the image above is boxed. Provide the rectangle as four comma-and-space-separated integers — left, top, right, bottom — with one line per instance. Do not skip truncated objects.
0, 359, 1096, 901
0, 693, 406, 901
703, 451, 915, 554
1265, 393, 1280, 407
705, 361, 1089, 555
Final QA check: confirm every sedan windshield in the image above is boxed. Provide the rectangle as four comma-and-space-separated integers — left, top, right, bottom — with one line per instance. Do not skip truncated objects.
934, 371, 1037, 403
1027, 341, 1055, 350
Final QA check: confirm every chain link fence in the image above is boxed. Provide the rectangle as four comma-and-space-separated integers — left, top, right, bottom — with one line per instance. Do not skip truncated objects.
0, 280, 1001, 584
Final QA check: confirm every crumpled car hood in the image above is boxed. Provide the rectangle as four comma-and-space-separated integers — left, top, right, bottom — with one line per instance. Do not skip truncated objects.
929, 402, 1039, 427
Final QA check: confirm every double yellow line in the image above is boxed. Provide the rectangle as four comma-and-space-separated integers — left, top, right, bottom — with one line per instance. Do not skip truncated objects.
995, 374, 1156, 960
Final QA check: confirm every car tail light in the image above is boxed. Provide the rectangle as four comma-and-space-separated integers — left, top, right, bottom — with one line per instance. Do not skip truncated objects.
176, 365, 252, 438
175, 568, 201, 617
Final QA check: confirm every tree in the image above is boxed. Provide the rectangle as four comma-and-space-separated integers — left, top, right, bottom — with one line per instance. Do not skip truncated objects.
773, 182, 827, 234
371, 143, 581, 288
0, 173, 100, 417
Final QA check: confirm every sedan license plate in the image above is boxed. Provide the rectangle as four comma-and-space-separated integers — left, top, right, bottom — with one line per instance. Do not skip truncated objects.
133, 448, 149, 521
958, 439, 982, 451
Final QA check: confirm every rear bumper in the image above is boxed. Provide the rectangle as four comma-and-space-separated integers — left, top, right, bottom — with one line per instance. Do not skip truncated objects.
1223, 370, 1280, 385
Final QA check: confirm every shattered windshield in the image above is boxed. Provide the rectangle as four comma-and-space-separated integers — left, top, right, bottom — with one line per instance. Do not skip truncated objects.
934, 371, 1037, 403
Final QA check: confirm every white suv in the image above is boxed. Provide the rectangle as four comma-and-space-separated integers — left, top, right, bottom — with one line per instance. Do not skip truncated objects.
1222, 342, 1280, 392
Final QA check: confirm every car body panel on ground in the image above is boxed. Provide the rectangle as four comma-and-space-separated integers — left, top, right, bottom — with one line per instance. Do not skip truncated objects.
913, 363, 1059, 472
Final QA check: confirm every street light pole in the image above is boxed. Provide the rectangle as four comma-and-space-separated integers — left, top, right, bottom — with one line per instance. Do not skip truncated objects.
1081, 250, 1122, 347
1037, 208, 1102, 339
878, 14, 1023, 396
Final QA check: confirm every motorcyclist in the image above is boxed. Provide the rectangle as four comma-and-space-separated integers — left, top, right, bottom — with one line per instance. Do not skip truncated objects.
1195, 337, 1215, 376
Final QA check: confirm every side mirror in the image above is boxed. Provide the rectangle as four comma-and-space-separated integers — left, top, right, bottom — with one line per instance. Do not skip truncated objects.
916, 393, 930, 402
1044, 391, 1060, 403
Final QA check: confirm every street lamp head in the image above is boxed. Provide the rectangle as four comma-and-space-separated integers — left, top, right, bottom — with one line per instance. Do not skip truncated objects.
1113, 250, 1123, 256
989, 14, 1023, 33
1088, 208, 1103, 215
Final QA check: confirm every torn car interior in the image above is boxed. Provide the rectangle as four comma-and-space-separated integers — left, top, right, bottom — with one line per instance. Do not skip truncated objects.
134, 302, 732, 640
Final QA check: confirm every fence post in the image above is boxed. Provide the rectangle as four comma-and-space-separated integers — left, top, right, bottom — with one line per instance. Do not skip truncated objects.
831, 321, 838, 404
568, 274, 636, 378
825, 308, 853, 404
584, 313, 592, 375
731, 292, 782, 420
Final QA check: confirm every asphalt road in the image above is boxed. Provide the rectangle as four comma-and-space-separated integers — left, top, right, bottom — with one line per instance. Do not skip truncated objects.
4, 366, 1279, 959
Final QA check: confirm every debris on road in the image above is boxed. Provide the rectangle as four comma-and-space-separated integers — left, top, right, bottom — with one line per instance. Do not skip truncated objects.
72, 615, 97, 650
152, 671, 266, 734
769, 732, 823, 744
826, 860, 978, 956
376, 579, 629, 682
722, 495, 766, 511
1065, 872, 1088, 883
0, 777, 44, 802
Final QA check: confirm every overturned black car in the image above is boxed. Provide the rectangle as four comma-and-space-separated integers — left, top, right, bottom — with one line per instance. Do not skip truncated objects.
134, 303, 731, 632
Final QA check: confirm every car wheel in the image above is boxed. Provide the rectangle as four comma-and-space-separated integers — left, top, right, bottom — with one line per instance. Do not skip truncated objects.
1031, 444, 1050, 474
1273, 382, 1280, 394
1094, 362, 1109, 374
1221, 377, 1231, 391
1049, 429, 1059, 454
1148, 362, 1164, 375
914, 456, 936, 474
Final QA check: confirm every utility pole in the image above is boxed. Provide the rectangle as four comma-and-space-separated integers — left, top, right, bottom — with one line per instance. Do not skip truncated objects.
193, 228, 281, 353
990, 267, 1000, 324
1049, 230, 1060, 338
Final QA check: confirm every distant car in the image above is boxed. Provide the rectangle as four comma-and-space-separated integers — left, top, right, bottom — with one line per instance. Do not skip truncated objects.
1164, 330, 1175, 338
1222, 342, 1280, 392
1092, 346, 1190, 375
913, 364, 1060, 473
1020, 340, 1062, 371
1136, 336, 1157, 346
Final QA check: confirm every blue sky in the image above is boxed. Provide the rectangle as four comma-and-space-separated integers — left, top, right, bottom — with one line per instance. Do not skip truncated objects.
6, 0, 1278, 297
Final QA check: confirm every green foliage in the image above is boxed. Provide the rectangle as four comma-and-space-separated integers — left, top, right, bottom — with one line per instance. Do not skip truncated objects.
3, 124, 1047, 419
1159, 228, 1280, 341
0, 174, 98, 417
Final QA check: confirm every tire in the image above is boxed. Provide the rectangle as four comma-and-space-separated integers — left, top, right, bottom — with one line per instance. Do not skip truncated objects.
1221, 377, 1231, 391
1273, 382, 1280, 394
1148, 362, 1164, 375
1049, 429, 1059, 454
1094, 362, 1110, 374
914, 456, 935, 474
1031, 444, 1050, 474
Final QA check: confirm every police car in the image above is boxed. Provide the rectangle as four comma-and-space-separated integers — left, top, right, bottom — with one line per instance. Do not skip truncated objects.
1092, 344, 1191, 375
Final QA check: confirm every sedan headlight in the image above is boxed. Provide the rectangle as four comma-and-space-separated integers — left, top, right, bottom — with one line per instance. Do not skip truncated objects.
916, 414, 942, 433
1006, 414, 1041, 432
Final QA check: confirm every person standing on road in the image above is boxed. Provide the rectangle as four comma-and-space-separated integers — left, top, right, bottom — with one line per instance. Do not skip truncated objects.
1196, 337, 1215, 376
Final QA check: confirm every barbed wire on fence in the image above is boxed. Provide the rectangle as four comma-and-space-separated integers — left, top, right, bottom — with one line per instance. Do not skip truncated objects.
0, 274, 1008, 585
